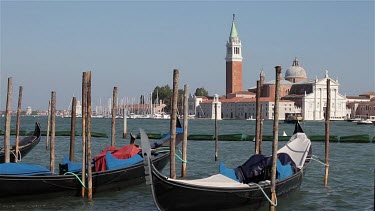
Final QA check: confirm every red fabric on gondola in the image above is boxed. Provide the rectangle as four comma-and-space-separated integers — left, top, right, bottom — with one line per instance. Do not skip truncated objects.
94, 145, 140, 172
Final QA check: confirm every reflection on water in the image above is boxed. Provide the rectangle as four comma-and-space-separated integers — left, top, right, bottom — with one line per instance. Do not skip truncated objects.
0, 117, 374, 210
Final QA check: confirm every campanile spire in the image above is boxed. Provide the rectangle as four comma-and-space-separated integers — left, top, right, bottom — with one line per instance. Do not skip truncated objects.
225, 14, 243, 97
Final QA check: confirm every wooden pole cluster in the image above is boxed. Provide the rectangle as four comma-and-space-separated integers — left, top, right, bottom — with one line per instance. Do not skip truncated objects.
4, 77, 12, 163
215, 103, 218, 161
15, 86, 23, 162
46, 101, 51, 149
69, 97, 77, 162
181, 84, 188, 177
255, 80, 261, 154
111, 87, 118, 146
81, 72, 87, 198
50, 91, 56, 173
324, 79, 331, 187
270, 66, 282, 211
170, 69, 179, 179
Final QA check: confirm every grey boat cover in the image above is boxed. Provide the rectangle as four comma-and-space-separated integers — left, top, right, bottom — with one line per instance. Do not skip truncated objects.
277, 132, 311, 169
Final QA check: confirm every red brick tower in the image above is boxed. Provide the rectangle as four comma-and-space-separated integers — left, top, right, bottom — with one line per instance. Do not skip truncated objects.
225, 14, 243, 98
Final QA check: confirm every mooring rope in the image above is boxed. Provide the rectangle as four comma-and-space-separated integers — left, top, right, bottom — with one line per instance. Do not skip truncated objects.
10, 150, 22, 162
154, 147, 187, 163
64, 172, 87, 189
250, 182, 277, 207
307, 155, 329, 167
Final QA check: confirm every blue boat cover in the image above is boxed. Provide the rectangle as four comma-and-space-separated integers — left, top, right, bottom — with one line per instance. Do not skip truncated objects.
276, 159, 293, 180
150, 127, 183, 148
105, 151, 143, 170
61, 156, 83, 173
219, 162, 239, 181
0, 163, 52, 175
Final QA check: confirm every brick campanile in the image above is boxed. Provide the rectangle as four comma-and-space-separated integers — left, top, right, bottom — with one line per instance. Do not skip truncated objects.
225, 14, 243, 98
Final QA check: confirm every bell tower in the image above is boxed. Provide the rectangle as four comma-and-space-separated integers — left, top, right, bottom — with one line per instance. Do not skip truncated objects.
225, 14, 243, 98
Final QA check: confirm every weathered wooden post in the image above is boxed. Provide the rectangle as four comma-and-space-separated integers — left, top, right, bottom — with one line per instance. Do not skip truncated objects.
4, 77, 12, 163
111, 87, 118, 146
255, 80, 261, 154
50, 91, 56, 173
86, 71, 93, 199
270, 66, 282, 211
46, 100, 51, 149
123, 108, 127, 139
259, 104, 264, 154
15, 86, 23, 162
324, 79, 331, 187
215, 102, 218, 161
181, 84, 188, 177
81, 72, 87, 198
170, 69, 179, 179
69, 96, 77, 162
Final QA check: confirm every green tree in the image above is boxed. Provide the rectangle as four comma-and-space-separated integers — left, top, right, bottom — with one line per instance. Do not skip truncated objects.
152, 85, 184, 113
194, 87, 209, 97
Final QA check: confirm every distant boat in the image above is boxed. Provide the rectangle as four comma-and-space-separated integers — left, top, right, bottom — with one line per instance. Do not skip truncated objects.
284, 114, 303, 124
246, 116, 255, 121
357, 119, 373, 125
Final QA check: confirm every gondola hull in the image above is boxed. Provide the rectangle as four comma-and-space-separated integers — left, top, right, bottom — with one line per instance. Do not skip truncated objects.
0, 152, 169, 198
150, 160, 309, 210
0, 122, 41, 163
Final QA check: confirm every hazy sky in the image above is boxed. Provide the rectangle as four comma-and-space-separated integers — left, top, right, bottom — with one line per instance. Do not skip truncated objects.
1, 1, 374, 110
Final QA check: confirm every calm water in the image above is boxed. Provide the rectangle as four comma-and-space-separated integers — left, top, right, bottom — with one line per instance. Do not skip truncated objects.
0, 117, 374, 210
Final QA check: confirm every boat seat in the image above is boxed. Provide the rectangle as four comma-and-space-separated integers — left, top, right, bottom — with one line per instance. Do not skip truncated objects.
168, 174, 249, 188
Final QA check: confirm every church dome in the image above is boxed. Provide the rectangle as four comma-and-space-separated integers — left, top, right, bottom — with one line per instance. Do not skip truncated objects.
285, 57, 307, 80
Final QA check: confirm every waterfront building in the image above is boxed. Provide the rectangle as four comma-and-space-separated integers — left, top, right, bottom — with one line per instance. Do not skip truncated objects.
347, 92, 375, 120
26, 106, 32, 116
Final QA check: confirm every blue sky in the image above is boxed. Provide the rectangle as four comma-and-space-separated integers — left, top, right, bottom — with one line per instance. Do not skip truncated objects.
1, 1, 374, 110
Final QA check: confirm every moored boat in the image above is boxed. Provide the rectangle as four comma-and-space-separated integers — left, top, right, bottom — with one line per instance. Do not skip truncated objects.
141, 122, 312, 210
0, 122, 41, 163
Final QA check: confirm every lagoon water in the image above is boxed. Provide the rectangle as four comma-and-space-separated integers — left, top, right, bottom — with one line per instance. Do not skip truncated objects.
0, 116, 374, 210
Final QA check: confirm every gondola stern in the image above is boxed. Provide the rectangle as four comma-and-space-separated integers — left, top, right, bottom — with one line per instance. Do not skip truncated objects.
140, 128, 164, 211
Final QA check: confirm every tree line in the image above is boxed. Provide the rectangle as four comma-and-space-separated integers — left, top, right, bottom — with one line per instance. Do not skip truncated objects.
138, 85, 209, 113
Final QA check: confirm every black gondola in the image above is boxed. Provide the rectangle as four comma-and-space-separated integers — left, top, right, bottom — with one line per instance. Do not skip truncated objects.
141, 122, 312, 210
0, 122, 183, 199
0, 122, 41, 163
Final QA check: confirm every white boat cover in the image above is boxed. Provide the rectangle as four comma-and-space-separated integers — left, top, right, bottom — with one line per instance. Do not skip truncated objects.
277, 132, 311, 169
168, 174, 249, 188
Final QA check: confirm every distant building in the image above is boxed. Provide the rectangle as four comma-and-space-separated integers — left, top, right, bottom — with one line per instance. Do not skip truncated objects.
26, 106, 32, 115
190, 16, 348, 121
347, 92, 375, 120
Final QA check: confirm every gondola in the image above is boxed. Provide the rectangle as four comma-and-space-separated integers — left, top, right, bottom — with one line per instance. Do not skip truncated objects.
0, 122, 41, 163
0, 122, 183, 198
141, 122, 312, 210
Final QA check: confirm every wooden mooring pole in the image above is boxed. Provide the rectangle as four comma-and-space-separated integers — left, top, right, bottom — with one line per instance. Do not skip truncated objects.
50, 91, 56, 173
259, 104, 264, 154
15, 86, 23, 162
324, 79, 331, 187
170, 69, 179, 179
69, 97, 77, 162
111, 87, 118, 146
215, 102, 218, 161
4, 77, 12, 163
86, 71, 93, 199
270, 66, 282, 211
123, 108, 127, 139
81, 72, 87, 198
46, 100, 51, 149
255, 80, 261, 154
181, 84, 188, 177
